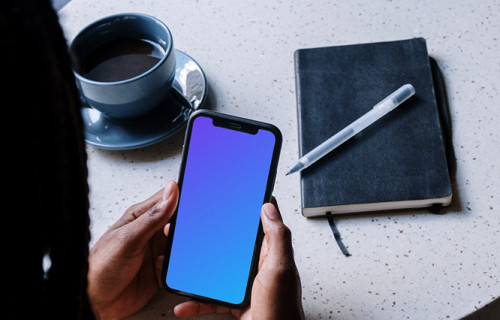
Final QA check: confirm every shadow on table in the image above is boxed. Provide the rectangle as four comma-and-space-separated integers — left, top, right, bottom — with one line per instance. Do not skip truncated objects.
52, 0, 70, 11
460, 297, 500, 320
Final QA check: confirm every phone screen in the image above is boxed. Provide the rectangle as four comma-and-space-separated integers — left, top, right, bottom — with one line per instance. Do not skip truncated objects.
164, 113, 280, 306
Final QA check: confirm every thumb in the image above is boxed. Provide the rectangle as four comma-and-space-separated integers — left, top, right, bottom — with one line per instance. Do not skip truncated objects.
124, 181, 179, 249
261, 202, 294, 260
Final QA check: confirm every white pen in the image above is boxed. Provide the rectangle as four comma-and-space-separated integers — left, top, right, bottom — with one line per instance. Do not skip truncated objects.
286, 84, 416, 175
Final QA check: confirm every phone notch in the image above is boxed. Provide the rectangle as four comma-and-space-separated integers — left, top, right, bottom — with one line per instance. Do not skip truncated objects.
212, 118, 258, 135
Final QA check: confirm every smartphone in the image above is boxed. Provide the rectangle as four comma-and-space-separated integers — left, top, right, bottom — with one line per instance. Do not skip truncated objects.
161, 110, 282, 308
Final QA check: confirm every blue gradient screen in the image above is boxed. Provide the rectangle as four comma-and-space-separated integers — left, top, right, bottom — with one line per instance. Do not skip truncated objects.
165, 115, 277, 305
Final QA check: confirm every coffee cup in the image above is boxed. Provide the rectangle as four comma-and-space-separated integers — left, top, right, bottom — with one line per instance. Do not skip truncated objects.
69, 13, 176, 119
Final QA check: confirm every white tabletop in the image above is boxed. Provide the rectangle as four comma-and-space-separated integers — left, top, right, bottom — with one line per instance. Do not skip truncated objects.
59, 0, 500, 319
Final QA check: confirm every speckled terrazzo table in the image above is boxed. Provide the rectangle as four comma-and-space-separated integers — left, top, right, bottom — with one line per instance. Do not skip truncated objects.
58, 1, 500, 319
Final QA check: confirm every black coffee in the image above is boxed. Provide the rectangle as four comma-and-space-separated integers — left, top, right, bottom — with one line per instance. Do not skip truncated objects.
80, 38, 165, 82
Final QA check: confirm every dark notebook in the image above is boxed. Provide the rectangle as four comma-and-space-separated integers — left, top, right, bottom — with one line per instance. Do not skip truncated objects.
294, 38, 452, 217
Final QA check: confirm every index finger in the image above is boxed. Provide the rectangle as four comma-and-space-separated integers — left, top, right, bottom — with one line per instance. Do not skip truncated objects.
112, 186, 167, 230
173, 301, 234, 318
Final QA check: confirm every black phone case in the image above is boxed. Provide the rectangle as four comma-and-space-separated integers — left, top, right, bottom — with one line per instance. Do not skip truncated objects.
161, 109, 282, 309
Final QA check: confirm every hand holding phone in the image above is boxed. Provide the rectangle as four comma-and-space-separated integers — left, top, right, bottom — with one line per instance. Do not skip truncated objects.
87, 182, 179, 320
162, 110, 282, 308
173, 201, 306, 320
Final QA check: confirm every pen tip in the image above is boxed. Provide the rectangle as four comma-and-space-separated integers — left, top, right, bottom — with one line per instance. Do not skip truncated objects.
286, 162, 304, 176
285, 171, 291, 176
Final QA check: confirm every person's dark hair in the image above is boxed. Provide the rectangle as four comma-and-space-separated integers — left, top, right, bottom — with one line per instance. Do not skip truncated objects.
2, 0, 93, 318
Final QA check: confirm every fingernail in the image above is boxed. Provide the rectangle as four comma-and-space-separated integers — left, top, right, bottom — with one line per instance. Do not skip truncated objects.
158, 199, 169, 210
263, 203, 280, 220
163, 180, 176, 201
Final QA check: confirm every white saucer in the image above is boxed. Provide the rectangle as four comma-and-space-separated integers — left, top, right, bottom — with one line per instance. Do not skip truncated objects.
80, 50, 207, 150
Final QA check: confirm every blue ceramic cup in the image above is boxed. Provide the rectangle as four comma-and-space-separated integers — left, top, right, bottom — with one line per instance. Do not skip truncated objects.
69, 13, 176, 119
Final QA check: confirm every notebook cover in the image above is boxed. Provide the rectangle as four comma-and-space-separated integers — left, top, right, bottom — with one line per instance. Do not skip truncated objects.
294, 38, 452, 217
